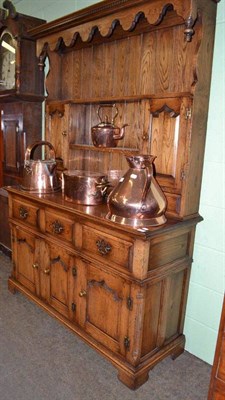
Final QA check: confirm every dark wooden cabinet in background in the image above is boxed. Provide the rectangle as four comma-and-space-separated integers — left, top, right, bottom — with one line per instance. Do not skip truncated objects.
208, 295, 225, 400
7, 0, 220, 390
0, 2, 45, 251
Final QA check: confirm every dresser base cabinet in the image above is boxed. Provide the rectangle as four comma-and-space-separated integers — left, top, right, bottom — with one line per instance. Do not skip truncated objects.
7, 187, 199, 389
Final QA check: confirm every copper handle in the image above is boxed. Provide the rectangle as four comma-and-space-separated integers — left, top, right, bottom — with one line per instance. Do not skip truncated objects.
96, 239, 112, 256
97, 103, 118, 124
19, 206, 28, 220
51, 220, 64, 234
79, 290, 87, 297
44, 268, 50, 275
32, 263, 39, 269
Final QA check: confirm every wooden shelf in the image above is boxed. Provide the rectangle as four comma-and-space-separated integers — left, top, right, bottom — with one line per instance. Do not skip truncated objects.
46, 92, 193, 106
69, 143, 139, 155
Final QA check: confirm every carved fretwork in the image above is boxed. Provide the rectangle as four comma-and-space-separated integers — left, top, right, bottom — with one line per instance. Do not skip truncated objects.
36, 1, 200, 55
50, 255, 68, 272
38, 43, 49, 72
151, 104, 179, 118
16, 238, 34, 253
88, 279, 122, 302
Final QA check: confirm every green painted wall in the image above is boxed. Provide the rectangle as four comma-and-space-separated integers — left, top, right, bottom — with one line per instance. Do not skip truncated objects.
12, 0, 225, 365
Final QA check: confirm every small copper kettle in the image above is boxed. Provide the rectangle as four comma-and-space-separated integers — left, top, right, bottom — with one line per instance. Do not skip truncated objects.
91, 104, 127, 148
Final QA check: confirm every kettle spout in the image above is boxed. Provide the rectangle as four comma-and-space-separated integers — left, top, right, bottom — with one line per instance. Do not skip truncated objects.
113, 124, 128, 141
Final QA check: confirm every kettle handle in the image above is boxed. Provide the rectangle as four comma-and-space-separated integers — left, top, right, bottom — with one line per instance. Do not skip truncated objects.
97, 104, 118, 124
25, 141, 56, 163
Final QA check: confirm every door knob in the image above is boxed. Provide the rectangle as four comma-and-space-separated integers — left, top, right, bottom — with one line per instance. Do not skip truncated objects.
44, 268, 50, 275
79, 290, 87, 297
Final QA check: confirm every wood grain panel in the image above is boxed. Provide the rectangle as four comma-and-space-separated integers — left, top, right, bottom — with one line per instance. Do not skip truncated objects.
148, 233, 189, 270
140, 31, 156, 95
102, 41, 116, 97
141, 281, 162, 357
113, 38, 128, 96
155, 28, 174, 93
126, 35, 142, 95
165, 269, 184, 340
92, 44, 104, 98
46, 51, 62, 100
150, 112, 180, 178
72, 49, 82, 98
61, 52, 73, 99
81, 47, 93, 98
121, 102, 141, 150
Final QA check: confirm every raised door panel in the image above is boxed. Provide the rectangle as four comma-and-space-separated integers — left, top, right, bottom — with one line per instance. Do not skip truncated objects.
38, 240, 77, 320
1, 113, 24, 175
77, 259, 130, 356
12, 226, 38, 294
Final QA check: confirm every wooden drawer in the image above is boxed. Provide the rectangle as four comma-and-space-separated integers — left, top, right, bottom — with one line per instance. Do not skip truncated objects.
12, 198, 39, 229
44, 208, 75, 244
81, 225, 134, 270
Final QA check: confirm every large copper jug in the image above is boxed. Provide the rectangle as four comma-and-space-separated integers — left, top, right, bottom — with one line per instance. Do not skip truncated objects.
107, 155, 167, 227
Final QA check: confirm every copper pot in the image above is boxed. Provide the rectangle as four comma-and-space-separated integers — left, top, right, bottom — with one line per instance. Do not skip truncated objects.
21, 141, 61, 194
64, 170, 109, 205
91, 104, 127, 148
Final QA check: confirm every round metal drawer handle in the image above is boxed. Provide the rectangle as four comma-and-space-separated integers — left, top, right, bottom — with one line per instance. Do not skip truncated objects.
32, 263, 39, 269
19, 206, 28, 220
51, 220, 64, 234
96, 239, 112, 256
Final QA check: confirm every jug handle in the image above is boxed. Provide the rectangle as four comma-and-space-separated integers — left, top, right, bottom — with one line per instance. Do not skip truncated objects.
97, 103, 118, 124
24, 140, 56, 163
139, 166, 152, 212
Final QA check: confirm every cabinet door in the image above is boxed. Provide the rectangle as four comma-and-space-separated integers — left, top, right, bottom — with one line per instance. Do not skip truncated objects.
12, 226, 39, 294
1, 112, 24, 177
77, 259, 130, 356
38, 240, 77, 320
149, 97, 192, 193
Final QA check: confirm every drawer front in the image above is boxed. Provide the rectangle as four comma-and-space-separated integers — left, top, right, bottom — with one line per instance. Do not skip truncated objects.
45, 209, 75, 244
12, 199, 39, 228
81, 225, 133, 269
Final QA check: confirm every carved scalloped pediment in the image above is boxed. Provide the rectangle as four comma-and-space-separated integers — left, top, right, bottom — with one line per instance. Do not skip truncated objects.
33, 0, 204, 55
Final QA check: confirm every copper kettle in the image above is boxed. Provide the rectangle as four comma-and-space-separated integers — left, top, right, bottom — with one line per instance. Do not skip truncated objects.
91, 104, 127, 148
107, 155, 167, 227
21, 141, 61, 193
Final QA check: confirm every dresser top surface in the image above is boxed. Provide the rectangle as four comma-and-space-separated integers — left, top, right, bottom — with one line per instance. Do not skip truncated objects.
7, 186, 202, 239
